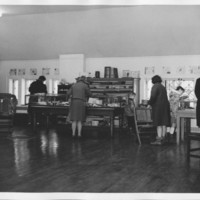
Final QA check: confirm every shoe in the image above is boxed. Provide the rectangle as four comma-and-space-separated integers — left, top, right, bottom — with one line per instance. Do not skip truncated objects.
151, 138, 163, 145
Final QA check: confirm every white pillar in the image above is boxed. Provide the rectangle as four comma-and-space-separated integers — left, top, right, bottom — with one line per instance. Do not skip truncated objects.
59, 54, 85, 83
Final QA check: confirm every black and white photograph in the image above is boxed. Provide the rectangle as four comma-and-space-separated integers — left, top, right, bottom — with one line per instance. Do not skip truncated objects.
30, 68, 37, 76
18, 68, 26, 76
1, 1, 200, 200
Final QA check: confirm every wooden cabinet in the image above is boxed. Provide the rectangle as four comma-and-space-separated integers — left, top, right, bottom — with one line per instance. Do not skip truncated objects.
88, 77, 140, 106
57, 84, 72, 95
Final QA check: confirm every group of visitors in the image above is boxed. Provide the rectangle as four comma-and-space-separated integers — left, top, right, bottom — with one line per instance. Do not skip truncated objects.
28, 73, 200, 143
147, 75, 186, 145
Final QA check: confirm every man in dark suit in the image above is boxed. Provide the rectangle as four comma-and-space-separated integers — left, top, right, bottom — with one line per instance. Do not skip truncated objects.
195, 78, 200, 127
28, 76, 47, 125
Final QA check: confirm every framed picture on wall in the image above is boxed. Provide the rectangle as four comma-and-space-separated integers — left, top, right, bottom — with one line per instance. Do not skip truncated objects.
42, 68, 50, 76
131, 71, 140, 78
176, 66, 186, 74
9, 68, 17, 76
30, 68, 37, 76
162, 66, 171, 74
18, 68, 26, 76
190, 65, 200, 74
54, 68, 59, 75
145, 66, 155, 75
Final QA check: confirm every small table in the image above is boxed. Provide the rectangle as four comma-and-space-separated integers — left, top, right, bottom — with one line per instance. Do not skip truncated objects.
176, 109, 196, 145
30, 104, 122, 137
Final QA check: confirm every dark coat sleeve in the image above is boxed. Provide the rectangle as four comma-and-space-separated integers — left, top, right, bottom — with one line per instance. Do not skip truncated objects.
85, 85, 92, 98
195, 78, 200, 100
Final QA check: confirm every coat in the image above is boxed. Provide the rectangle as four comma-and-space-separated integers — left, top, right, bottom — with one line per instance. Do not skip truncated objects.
195, 78, 200, 127
29, 80, 47, 95
67, 80, 92, 121
148, 83, 170, 126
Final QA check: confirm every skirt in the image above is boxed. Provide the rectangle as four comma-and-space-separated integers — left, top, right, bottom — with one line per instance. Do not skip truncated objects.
69, 99, 86, 121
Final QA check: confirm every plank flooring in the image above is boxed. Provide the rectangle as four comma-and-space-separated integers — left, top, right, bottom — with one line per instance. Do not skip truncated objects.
0, 124, 200, 193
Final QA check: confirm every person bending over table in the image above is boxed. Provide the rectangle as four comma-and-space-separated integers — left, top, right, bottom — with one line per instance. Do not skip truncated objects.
28, 75, 47, 125
67, 73, 92, 138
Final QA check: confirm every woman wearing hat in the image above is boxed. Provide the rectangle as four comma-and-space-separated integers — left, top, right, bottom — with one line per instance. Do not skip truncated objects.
67, 73, 92, 138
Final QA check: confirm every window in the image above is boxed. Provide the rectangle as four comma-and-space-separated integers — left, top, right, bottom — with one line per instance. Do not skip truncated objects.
163, 78, 195, 100
9, 79, 19, 100
49, 79, 59, 94
22, 79, 34, 105
144, 78, 195, 101
144, 79, 153, 100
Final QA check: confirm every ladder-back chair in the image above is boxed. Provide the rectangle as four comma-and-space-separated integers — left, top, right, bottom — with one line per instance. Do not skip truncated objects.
134, 107, 156, 145
0, 93, 17, 133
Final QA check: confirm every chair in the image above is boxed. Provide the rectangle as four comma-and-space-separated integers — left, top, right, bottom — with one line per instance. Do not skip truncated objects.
0, 93, 17, 133
133, 107, 156, 145
187, 131, 200, 162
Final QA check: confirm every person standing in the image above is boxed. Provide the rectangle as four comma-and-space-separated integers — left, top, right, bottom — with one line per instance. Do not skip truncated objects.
148, 75, 170, 145
67, 73, 92, 138
28, 76, 47, 125
195, 78, 200, 127
124, 92, 136, 134
168, 86, 186, 135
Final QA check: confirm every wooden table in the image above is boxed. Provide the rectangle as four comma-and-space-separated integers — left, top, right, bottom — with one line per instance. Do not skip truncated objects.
30, 104, 122, 137
176, 109, 196, 145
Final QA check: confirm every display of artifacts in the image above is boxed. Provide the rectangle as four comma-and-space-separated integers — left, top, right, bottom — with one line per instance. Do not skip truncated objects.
54, 68, 59, 75
30, 68, 37, 76
18, 68, 26, 76
176, 66, 186, 74
9, 68, 17, 76
162, 66, 171, 74
42, 68, 50, 76
144, 66, 155, 75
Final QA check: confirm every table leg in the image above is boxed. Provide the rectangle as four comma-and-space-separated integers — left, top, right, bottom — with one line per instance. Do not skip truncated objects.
110, 115, 114, 137
176, 116, 180, 145
46, 115, 49, 129
33, 112, 36, 131
181, 117, 185, 141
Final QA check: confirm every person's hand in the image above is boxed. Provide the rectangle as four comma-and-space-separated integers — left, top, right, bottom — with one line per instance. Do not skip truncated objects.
147, 105, 151, 109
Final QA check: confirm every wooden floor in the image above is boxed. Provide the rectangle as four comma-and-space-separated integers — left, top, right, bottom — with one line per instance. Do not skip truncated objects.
0, 123, 200, 194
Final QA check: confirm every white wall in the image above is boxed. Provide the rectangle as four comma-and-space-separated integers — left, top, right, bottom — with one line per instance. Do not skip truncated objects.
59, 54, 85, 83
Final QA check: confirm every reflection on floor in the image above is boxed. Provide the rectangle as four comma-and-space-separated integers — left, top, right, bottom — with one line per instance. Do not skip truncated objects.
0, 124, 200, 193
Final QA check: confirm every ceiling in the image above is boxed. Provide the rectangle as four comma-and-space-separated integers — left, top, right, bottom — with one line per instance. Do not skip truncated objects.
0, 5, 122, 17
0, 5, 200, 60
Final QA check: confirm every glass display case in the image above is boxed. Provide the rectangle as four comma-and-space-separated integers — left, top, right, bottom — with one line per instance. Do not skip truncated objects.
25, 93, 68, 106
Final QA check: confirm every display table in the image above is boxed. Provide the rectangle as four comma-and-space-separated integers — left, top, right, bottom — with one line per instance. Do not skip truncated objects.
176, 109, 196, 145
30, 104, 123, 137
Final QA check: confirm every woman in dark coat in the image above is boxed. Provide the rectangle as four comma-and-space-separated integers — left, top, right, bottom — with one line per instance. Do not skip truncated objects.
67, 74, 92, 137
195, 78, 200, 127
148, 75, 170, 145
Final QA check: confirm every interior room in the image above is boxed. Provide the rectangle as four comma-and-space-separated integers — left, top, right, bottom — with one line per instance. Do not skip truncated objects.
0, 1, 200, 200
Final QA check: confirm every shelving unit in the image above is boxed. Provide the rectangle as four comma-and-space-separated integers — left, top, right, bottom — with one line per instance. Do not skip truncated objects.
87, 77, 140, 128
88, 77, 140, 106
57, 84, 72, 95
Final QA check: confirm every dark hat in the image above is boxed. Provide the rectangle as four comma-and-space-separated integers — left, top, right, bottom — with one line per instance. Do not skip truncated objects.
38, 76, 46, 81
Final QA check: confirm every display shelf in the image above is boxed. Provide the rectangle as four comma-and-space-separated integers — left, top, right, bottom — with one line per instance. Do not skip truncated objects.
88, 77, 140, 106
